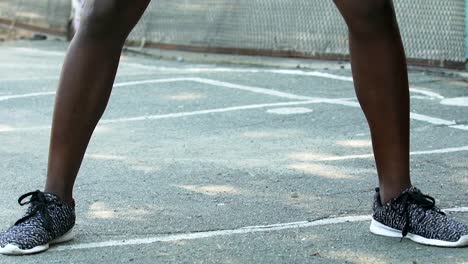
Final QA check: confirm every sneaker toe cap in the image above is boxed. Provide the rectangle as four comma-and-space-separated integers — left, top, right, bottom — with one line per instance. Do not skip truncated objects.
0, 226, 48, 250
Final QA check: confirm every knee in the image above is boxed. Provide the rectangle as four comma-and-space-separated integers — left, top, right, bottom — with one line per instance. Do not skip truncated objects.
79, 1, 133, 40
338, 0, 395, 36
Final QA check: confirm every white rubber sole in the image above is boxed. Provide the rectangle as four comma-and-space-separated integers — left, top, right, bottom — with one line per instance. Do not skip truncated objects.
0, 229, 74, 255
370, 219, 468, 247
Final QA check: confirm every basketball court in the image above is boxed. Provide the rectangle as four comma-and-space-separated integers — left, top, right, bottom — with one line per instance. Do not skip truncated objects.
0, 40, 467, 263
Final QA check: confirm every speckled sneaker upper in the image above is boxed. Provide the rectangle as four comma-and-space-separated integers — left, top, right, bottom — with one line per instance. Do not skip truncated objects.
0, 191, 75, 255
370, 187, 468, 247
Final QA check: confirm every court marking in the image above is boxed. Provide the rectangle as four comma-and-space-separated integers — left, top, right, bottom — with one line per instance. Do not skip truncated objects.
0, 100, 336, 132
0, 76, 448, 110
441, 97, 468, 107
409, 87, 445, 100
0, 77, 466, 131
1, 52, 467, 252
312, 145, 468, 161
410, 114, 468, 131
99, 100, 328, 124
0, 91, 56, 101
99, 65, 447, 100
0, 63, 61, 69
114, 77, 316, 100
0, 55, 445, 101
9, 47, 66, 57
266, 107, 314, 115
0, 76, 59, 82
51, 206, 468, 252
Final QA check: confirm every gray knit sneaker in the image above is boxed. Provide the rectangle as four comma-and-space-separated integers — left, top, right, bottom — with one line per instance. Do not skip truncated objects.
0, 191, 75, 255
370, 187, 468, 247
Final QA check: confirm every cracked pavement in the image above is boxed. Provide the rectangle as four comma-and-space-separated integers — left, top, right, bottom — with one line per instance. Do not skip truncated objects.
0, 40, 467, 263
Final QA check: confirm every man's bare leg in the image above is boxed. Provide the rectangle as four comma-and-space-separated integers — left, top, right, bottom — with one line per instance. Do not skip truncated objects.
45, 0, 151, 204
333, 0, 411, 203
333, 0, 468, 247
0, 1, 152, 255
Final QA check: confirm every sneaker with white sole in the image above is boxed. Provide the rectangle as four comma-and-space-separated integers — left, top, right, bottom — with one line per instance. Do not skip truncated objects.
0, 190, 75, 255
370, 187, 468, 247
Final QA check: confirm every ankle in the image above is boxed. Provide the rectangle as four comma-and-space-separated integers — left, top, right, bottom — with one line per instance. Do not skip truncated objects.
43, 187, 74, 206
379, 184, 412, 204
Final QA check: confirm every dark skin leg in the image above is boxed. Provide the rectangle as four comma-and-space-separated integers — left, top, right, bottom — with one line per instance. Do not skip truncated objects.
44, 0, 409, 205
44, 0, 151, 204
333, 0, 411, 203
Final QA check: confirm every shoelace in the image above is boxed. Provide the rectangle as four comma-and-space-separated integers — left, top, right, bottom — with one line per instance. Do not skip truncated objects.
398, 189, 445, 240
14, 191, 53, 232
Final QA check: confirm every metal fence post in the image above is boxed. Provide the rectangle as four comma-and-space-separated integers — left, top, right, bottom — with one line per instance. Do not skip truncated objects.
466, 0, 468, 62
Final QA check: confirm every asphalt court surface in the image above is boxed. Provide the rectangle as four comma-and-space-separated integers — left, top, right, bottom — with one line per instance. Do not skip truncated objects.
0, 40, 467, 263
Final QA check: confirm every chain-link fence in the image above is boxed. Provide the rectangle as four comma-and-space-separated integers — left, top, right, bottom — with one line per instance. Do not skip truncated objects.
0, 0, 70, 35
0, 0, 466, 68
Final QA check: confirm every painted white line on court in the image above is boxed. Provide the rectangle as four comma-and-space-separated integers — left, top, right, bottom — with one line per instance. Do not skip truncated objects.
316, 153, 375, 161
99, 100, 334, 124
284, 71, 445, 100
0, 67, 444, 101
446, 207, 468, 213
110, 65, 445, 100
185, 69, 439, 100
315, 145, 468, 161
238, 71, 444, 100
87, 154, 127, 161
324, 99, 465, 130
120, 64, 260, 72
411, 146, 468, 155
410, 113, 456, 126
120, 63, 181, 71
411, 95, 433, 100
410, 114, 468, 131
190, 77, 315, 100
115, 78, 355, 105
10, 47, 66, 57
0, 63, 61, 69
410, 87, 445, 100
114, 77, 318, 100
266, 107, 313, 115
0, 78, 188, 101
0, 57, 446, 101
271, 69, 354, 82
0, 77, 315, 102
113, 77, 457, 130
318, 98, 465, 130
112, 66, 354, 82
52, 206, 467, 251
114, 65, 354, 82
0, 76, 59, 82
52, 215, 372, 251
0, 125, 50, 133
119, 65, 263, 73
0, 77, 462, 131
450, 124, 468, 131
0, 91, 56, 101
1, 99, 464, 135
0, 100, 333, 132
441, 97, 468, 107
52, 215, 371, 251
113, 77, 190, 87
